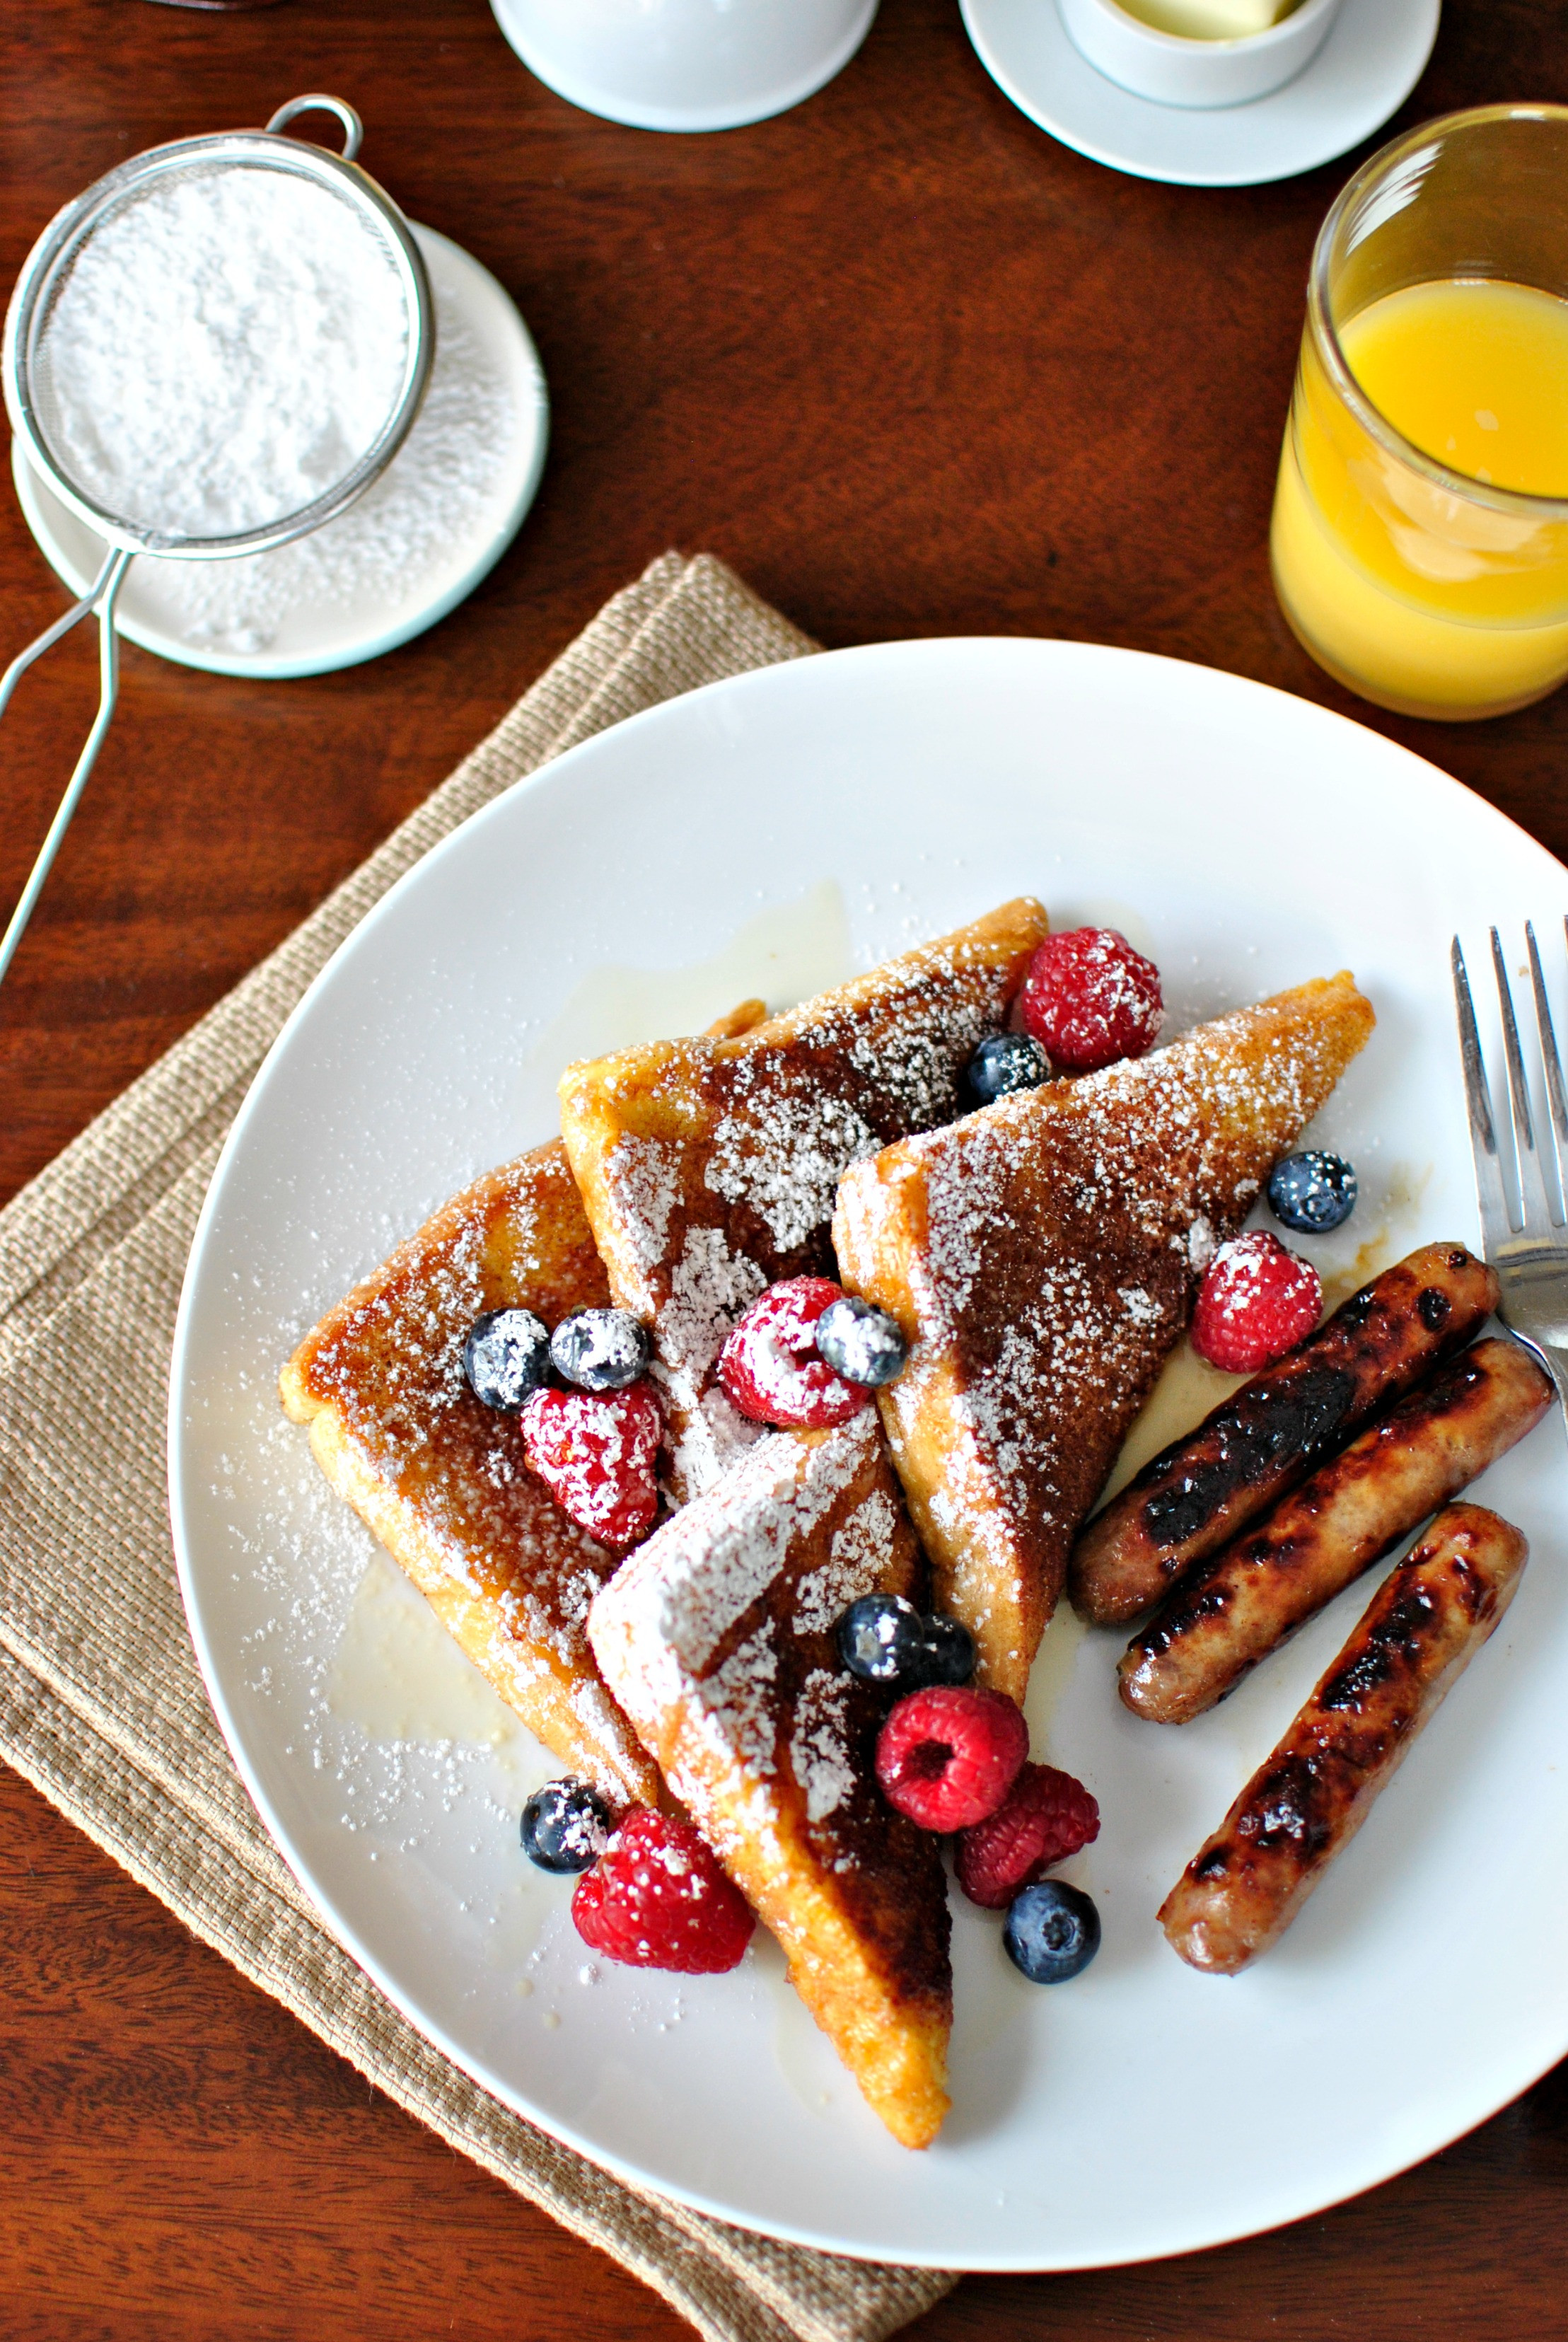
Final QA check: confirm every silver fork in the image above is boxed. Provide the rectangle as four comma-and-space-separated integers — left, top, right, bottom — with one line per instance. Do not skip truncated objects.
1453, 921, 1568, 1415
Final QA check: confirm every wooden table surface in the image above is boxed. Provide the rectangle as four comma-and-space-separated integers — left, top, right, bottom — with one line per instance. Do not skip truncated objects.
4, 2, 1567, 2336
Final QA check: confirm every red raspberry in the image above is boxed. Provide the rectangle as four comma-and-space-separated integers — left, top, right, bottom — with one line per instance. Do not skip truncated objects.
876, 1686, 1029, 1832
520, 1383, 661, 1547
571, 1808, 755, 1973
1020, 928, 1163, 1072
1191, 1229, 1322, 1373
955, 1763, 1100, 1909
718, 1277, 869, 1430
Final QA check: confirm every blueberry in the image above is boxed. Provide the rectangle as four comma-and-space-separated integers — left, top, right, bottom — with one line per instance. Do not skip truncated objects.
914, 1612, 975, 1687
815, 1296, 908, 1388
837, 1592, 930, 1683
463, 1308, 551, 1411
1004, 1880, 1100, 1984
967, 1031, 1052, 1107
521, 1778, 612, 1874
1267, 1151, 1357, 1234
836, 1595, 976, 1688
550, 1307, 652, 1391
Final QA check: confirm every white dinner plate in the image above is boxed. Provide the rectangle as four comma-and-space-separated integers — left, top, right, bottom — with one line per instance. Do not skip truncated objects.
170, 637, 1568, 2268
11, 224, 548, 679
960, 0, 1440, 187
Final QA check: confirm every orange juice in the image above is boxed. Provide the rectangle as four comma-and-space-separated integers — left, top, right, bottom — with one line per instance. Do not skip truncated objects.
1272, 278, 1568, 719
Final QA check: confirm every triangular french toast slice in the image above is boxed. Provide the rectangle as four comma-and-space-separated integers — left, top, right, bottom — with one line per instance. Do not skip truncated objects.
281, 1138, 664, 1806
588, 1410, 953, 2150
832, 973, 1376, 1703
558, 899, 1047, 1504
280, 999, 772, 1805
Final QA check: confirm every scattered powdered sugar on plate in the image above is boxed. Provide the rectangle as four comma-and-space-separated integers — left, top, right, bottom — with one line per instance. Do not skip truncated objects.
233, 1408, 545, 1837
207, 1362, 559, 1960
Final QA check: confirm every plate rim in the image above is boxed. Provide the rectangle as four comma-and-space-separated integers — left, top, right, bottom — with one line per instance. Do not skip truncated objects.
168, 632, 1568, 2267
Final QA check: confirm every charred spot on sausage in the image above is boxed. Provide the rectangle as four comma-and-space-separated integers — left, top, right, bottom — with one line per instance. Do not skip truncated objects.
1318, 1584, 1437, 1710
1237, 1758, 1333, 1857
1417, 1287, 1452, 1333
1135, 1574, 1233, 1657
1141, 1367, 1356, 1546
1411, 1355, 1485, 1420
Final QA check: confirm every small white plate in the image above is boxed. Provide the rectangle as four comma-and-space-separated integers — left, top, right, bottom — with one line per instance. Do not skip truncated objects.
960, 0, 1440, 186
170, 637, 1568, 2268
10, 224, 548, 680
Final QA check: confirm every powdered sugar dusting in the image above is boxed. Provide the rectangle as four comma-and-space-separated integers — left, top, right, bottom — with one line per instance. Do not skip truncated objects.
654, 1226, 770, 1495
586, 1415, 904, 1850
708, 1624, 781, 1776
791, 1667, 857, 1823
1186, 1215, 1217, 1272
704, 1080, 881, 1254
593, 1417, 877, 1699
604, 1136, 681, 1287
794, 1490, 898, 1635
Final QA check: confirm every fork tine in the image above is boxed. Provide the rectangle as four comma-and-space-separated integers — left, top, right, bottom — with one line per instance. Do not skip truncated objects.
1491, 926, 1555, 1235
1453, 936, 1516, 1252
1526, 920, 1568, 1224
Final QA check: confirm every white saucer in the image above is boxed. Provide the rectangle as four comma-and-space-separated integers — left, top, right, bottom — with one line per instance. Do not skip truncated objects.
9, 224, 549, 680
960, 0, 1440, 187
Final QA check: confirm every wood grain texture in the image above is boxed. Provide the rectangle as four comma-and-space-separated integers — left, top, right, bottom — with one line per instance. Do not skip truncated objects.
3, 1, 1567, 2334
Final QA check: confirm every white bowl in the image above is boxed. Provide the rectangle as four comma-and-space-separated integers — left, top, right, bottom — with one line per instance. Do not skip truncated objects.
489, 0, 878, 134
1058, 0, 1343, 108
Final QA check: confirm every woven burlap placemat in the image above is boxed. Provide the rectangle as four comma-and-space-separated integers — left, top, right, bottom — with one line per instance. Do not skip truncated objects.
0, 552, 959, 2342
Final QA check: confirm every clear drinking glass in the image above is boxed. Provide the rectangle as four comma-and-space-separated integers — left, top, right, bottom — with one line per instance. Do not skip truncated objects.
1271, 106, 1568, 721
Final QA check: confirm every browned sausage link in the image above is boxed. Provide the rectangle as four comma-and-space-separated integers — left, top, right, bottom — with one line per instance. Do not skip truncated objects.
1120, 1338, 1550, 1724
1069, 1242, 1499, 1626
1158, 1501, 1528, 1974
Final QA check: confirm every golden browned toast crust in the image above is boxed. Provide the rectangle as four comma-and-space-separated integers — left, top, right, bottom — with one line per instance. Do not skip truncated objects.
558, 899, 1048, 1503
279, 1140, 663, 1807
588, 1413, 953, 2149
832, 973, 1377, 1703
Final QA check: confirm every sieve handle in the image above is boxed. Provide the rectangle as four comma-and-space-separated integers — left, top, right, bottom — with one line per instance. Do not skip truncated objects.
0, 546, 133, 995
265, 95, 363, 162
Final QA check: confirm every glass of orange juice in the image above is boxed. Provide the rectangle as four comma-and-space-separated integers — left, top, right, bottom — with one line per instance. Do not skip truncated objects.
1272, 105, 1568, 721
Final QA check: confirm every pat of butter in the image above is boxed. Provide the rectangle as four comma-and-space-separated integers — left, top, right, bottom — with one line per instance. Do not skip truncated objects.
1117, 0, 1301, 35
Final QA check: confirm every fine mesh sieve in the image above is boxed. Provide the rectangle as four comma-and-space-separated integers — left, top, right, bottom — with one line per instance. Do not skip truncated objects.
0, 95, 434, 990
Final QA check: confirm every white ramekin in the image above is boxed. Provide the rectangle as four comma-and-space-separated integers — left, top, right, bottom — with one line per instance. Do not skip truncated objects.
1057, 0, 1344, 109
489, 0, 879, 134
